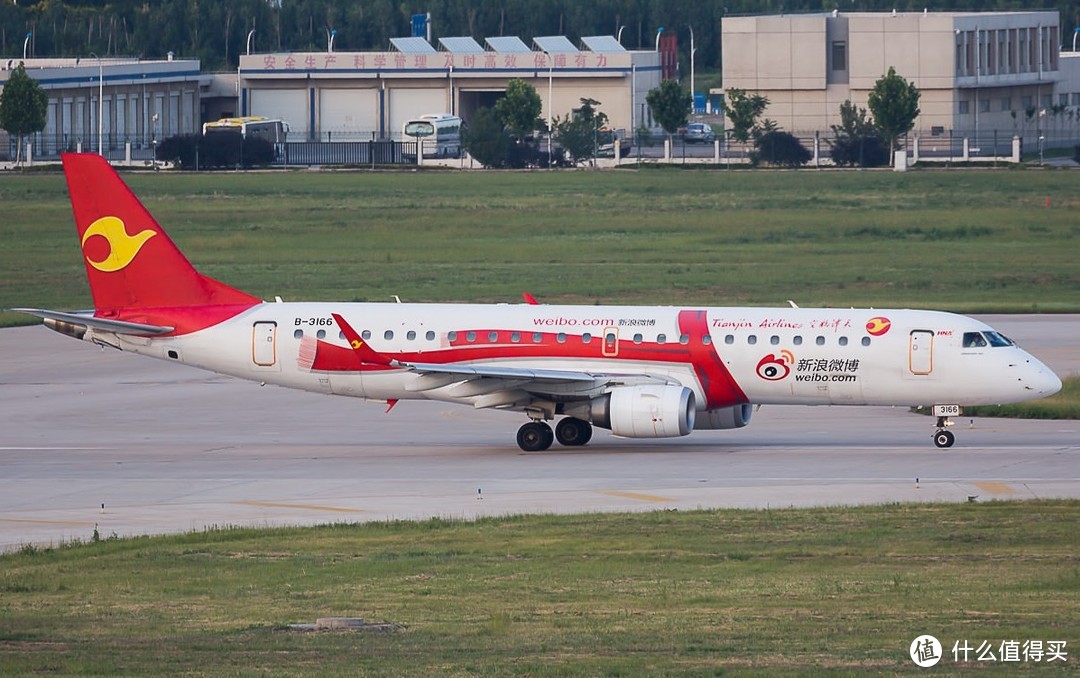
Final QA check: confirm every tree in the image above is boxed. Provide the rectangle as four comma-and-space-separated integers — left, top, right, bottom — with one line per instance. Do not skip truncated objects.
721, 88, 769, 143
867, 66, 921, 152
554, 97, 608, 166
463, 107, 510, 168
494, 78, 543, 141
646, 79, 691, 137
0, 63, 49, 166
829, 99, 889, 168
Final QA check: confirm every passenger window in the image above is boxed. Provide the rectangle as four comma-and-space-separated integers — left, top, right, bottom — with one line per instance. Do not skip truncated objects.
426, 331, 435, 341
725, 335, 734, 345
582, 333, 592, 343
511, 332, 521, 343
839, 336, 848, 346
384, 330, 394, 341
748, 335, 757, 345
657, 334, 666, 344
466, 331, 476, 342
488, 331, 498, 342
533, 332, 543, 343
770, 335, 780, 345
793, 336, 803, 345
557, 333, 567, 343
339, 331, 345, 340
407, 330, 416, 341
361, 330, 371, 340
679, 334, 689, 345
816, 336, 825, 346
293, 329, 303, 339
861, 337, 871, 347
702, 335, 712, 345
317, 329, 326, 339
633, 333, 643, 344
448, 331, 457, 342
963, 332, 988, 348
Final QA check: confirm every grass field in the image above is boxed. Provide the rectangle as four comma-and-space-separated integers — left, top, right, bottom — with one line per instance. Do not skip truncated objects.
1, 501, 1077, 675
1, 166, 1078, 328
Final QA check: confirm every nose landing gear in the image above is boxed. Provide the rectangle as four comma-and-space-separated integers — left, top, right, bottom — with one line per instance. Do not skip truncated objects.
933, 415, 955, 448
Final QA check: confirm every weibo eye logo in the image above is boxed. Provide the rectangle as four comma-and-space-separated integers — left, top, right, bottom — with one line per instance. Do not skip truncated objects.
756, 350, 795, 381
81, 216, 157, 272
865, 316, 892, 336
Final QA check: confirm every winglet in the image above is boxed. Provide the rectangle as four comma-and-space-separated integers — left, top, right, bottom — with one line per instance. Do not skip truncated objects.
332, 313, 393, 366
523, 292, 540, 305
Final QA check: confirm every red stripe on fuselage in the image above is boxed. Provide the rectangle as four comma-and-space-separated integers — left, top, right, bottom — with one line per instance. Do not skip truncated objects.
299, 314, 749, 408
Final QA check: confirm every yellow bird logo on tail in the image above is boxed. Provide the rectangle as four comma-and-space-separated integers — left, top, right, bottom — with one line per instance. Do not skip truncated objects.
81, 216, 157, 272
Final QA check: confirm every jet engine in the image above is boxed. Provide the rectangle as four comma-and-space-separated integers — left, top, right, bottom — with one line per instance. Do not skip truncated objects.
694, 404, 754, 430
588, 385, 696, 438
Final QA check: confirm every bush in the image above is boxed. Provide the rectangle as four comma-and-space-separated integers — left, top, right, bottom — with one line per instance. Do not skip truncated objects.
830, 136, 890, 167
156, 134, 276, 170
752, 130, 812, 167
463, 108, 511, 168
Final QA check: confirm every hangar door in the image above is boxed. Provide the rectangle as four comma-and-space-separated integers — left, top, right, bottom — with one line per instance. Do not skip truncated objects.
319, 89, 379, 141
388, 89, 445, 140
251, 89, 308, 140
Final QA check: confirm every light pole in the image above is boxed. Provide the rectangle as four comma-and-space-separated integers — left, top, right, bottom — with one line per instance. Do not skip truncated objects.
23, 31, 31, 60
547, 51, 554, 167
246, 29, 256, 56
89, 52, 103, 155
327, 28, 336, 53
617, 25, 625, 45
655, 26, 664, 52
688, 25, 696, 114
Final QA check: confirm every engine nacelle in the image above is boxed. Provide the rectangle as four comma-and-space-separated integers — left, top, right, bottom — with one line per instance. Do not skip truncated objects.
694, 404, 754, 430
590, 385, 696, 438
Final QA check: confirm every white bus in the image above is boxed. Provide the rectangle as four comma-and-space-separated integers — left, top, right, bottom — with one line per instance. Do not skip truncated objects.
202, 117, 289, 143
402, 114, 462, 159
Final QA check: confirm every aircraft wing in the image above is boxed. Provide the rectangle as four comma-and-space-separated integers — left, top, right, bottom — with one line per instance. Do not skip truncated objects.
12, 308, 175, 336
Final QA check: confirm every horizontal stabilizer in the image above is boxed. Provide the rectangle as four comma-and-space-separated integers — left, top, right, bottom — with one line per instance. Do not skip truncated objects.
12, 308, 174, 335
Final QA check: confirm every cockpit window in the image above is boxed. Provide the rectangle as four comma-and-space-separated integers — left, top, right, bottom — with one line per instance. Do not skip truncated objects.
984, 331, 1014, 347
964, 331, 1014, 348
962, 332, 987, 348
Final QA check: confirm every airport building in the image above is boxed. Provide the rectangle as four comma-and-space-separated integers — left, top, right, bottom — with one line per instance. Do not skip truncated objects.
0, 56, 202, 159
720, 10, 1078, 145
236, 35, 663, 141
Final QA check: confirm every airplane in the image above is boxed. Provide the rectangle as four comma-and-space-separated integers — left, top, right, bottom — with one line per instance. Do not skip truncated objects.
14, 153, 1063, 451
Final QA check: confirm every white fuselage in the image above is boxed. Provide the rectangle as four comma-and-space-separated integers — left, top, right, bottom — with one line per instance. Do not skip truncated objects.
82, 303, 1061, 414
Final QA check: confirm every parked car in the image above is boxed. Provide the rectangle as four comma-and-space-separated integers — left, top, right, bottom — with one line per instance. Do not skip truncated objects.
682, 122, 716, 144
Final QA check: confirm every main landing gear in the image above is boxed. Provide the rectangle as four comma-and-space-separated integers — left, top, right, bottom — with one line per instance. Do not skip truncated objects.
933, 416, 956, 448
516, 417, 593, 452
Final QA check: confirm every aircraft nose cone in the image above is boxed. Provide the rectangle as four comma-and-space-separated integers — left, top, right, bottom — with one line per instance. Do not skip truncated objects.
1025, 362, 1062, 398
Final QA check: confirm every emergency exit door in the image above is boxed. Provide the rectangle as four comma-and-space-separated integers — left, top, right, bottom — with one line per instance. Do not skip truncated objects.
908, 330, 934, 375
252, 321, 277, 366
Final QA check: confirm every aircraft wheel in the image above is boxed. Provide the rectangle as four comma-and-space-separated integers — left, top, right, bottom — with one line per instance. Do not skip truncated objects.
933, 429, 955, 448
555, 417, 593, 446
517, 422, 554, 452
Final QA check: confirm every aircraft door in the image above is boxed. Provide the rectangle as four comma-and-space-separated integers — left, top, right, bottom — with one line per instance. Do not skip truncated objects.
908, 330, 934, 375
252, 321, 278, 367
603, 327, 619, 357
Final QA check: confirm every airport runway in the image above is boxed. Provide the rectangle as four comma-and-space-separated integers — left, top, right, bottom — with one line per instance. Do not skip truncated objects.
1, 315, 1077, 550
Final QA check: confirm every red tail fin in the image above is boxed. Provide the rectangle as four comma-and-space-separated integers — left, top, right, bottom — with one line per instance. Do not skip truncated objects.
62, 153, 260, 311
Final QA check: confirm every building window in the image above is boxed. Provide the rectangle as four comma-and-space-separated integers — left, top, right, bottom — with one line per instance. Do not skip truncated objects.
1072, 93, 1080, 106
831, 41, 846, 71
1000, 97, 1011, 112
1041, 94, 1052, 110
1060, 94, 1069, 106
979, 99, 990, 113
1021, 95, 1033, 110
958, 100, 970, 115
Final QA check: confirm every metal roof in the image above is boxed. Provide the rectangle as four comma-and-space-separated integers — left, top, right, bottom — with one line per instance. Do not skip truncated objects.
484, 36, 532, 54
580, 36, 626, 53
438, 37, 485, 54
532, 36, 579, 53
389, 37, 437, 54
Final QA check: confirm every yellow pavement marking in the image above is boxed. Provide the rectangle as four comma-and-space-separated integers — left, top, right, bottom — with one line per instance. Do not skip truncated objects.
598, 490, 673, 503
0, 518, 98, 527
973, 481, 1016, 495
234, 501, 364, 513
